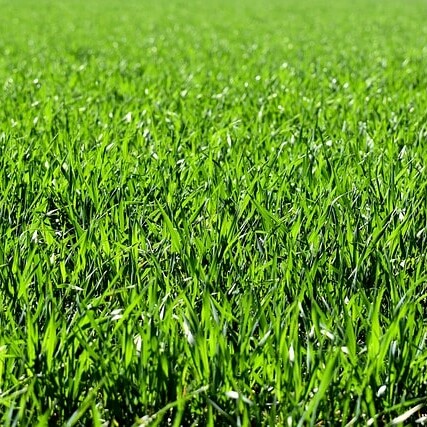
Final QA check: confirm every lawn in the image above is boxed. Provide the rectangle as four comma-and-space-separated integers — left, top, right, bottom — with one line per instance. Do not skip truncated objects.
1, 0, 427, 425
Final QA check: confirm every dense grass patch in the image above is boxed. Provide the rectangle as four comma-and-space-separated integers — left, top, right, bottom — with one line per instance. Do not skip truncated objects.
1, 0, 427, 425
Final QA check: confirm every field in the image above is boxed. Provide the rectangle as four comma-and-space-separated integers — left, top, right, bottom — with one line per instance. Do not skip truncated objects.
1, 0, 427, 425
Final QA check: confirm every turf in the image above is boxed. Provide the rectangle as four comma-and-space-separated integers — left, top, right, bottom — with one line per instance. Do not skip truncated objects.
1, 0, 427, 425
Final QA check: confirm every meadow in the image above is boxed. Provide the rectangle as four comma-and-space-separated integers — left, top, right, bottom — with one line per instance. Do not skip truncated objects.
1, 0, 427, 425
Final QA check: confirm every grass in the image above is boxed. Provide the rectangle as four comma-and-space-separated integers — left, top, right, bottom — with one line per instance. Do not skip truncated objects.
1, 0, 427, 425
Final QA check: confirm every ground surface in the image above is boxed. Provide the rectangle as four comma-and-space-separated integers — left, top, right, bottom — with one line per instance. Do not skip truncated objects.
1, 0, 427, 425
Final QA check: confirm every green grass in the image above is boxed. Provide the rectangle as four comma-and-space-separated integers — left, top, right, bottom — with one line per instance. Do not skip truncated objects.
1, 0, 427, 425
